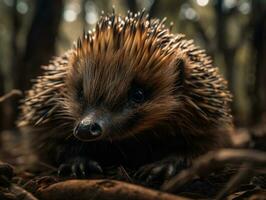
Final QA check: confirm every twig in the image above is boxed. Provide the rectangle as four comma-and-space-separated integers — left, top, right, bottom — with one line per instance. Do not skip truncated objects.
10, 184, 39, 200
215, 163, 253, 200
38, 161, 57, 172
161, 149, 266, 193
0, 90, 22, 103
37, 179, 190, 200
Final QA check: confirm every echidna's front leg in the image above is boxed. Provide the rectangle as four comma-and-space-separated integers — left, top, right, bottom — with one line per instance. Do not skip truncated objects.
57, 156, 103, 178
134, 156, 190, 186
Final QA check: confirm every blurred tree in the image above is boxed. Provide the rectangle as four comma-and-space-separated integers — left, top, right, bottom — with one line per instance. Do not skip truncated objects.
249, 0, 266, 124
3, 0, 64, 130
126, 0, 138, 13
214, 0, 237, 113
81, 0, 88, 29
18, 0, 64, 91
4, 0, 22, 130
149, 0, 160, 17
11, 0, 20, 92
0, 70, 4, 134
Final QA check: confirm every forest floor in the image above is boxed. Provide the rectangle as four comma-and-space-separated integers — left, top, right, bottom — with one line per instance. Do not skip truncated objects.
0, 92, 266, 200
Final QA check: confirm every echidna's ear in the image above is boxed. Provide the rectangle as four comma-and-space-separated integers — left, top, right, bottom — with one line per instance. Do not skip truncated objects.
175, 58, 186, 87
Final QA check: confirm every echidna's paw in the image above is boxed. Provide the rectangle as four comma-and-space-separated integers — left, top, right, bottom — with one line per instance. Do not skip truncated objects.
57, 157, 103, 178
134, 157, 189, 186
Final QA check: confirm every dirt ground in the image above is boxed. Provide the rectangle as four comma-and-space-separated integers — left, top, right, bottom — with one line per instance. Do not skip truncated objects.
0, 93, 266, 200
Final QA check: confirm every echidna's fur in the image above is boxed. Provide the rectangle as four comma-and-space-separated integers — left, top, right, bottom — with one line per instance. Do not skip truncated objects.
18, 11, 233, 168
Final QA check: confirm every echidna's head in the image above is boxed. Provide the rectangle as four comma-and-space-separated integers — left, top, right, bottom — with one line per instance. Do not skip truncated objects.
18, 10, 232, 147
58, 11, 231, 142
62, 12, 184, 142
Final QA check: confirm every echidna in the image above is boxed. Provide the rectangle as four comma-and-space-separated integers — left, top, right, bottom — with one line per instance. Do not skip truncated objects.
18, 11, 233, 182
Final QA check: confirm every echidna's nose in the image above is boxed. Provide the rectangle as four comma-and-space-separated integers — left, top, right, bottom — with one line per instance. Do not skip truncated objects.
89, 123, 102, 136
74, 117, 103, 141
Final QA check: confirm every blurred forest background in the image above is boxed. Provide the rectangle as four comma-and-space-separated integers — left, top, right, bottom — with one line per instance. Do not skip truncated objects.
0, 0, 265, 133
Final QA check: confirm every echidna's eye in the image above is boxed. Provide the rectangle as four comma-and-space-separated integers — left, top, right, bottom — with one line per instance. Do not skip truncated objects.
130, 87, 145, 103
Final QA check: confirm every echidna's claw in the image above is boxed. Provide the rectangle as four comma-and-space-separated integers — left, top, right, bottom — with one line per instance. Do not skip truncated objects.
58, 157, 103, 178
134, 157, 189, 186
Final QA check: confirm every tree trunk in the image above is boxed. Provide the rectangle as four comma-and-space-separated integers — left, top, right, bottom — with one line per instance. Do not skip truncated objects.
6, 0, 64, 130
18, 0, 64, 91
126, 0, 138, 13
0, 71, 4, 143
250, 0, 266, 124
214, 1, 237, 116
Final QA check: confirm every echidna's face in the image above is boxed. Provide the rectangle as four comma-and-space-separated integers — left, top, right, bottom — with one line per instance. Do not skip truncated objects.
63, 13, 183, 142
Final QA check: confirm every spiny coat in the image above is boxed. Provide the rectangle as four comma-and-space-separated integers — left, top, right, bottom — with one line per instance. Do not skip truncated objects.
18, 11, 233, 169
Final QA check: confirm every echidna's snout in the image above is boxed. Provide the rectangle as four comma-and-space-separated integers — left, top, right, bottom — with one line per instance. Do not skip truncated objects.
74, 119, 102, 141
73, 111, 108, 141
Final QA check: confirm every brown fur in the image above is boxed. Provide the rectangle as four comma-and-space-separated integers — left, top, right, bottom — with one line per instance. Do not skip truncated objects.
18, 11, 233, 167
